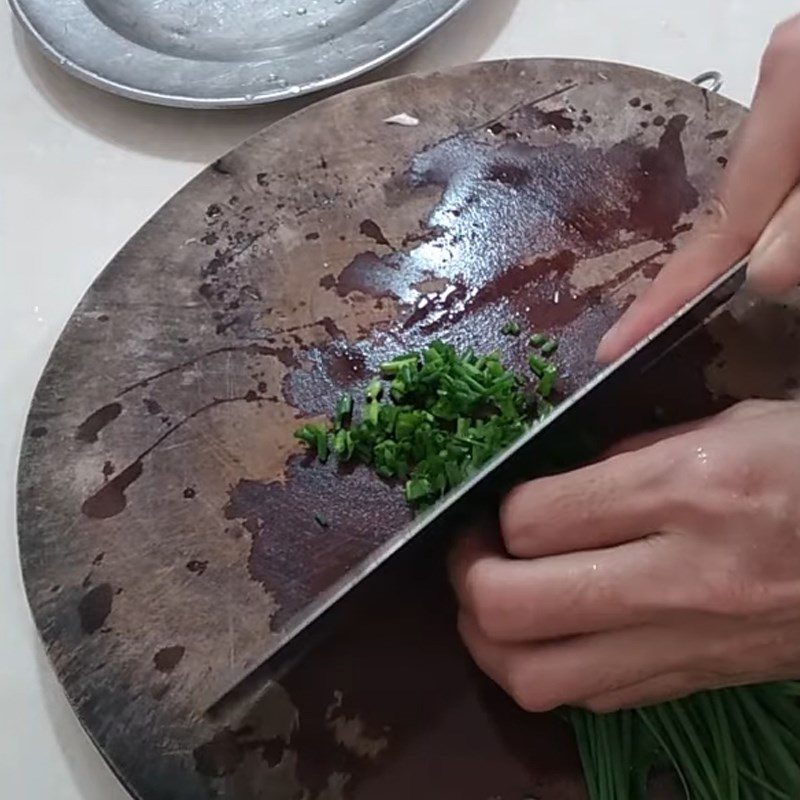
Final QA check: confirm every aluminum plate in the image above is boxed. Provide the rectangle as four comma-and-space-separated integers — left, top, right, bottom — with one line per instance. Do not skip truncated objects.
9, 0, 473, 107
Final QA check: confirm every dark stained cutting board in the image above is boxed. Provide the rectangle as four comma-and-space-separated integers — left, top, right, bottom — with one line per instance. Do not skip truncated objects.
18, 59, 800, 800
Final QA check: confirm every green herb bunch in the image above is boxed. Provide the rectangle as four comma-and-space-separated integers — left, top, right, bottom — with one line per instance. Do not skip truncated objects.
571, 682, 800, 799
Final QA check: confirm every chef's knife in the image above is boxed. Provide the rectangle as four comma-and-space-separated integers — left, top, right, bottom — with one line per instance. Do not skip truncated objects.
208, 255, 748, 715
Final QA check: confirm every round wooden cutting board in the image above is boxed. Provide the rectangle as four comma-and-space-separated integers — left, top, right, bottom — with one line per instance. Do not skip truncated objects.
19, 58, 800, 800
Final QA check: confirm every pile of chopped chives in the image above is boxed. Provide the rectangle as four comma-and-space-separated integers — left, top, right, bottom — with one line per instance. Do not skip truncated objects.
295, 331, 559, 508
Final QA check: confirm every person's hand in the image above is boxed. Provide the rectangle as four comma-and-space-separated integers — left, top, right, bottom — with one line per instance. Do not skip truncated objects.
597, 14, 800, 363
449, 399, 800, 712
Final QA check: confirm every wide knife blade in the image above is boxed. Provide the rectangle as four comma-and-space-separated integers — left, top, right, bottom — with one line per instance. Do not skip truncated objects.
208, 255, 748, 715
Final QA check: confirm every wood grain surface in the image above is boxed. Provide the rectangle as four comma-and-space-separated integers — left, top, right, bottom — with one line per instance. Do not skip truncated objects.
21, 58, 797, 800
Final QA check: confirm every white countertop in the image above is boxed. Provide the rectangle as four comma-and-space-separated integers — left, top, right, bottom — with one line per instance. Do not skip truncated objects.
1, 1, 796, 797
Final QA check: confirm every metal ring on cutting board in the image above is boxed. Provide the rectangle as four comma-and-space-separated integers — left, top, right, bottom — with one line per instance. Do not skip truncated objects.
691, 71, 723, 93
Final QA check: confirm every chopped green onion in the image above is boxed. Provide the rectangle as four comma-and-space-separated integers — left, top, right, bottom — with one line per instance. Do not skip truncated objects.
380, 355, 419, 376
294, 423, 321, 447
540, 338, 559, 356
538, 399, 554, 418
294, 423, 330, 462
333, 393, 353, 428
538, 364, 558, 398
365, 379, 383, 402
367, 399, 380, 426
332, 428, 354, 460
298, 340, 562, 508
405, 477, 431, 502
501, 320, 521, 336
528, 352, 548, 377
316, 427, 329, 462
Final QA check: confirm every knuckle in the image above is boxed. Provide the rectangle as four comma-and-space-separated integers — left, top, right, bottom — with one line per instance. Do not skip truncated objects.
465, 566, 511, 638
696, 192, 761, 253
701, 197, 752, 251
474, 595, 514, 641
507, 668, 562, 713
681, 445, 743, 493
719, 399, 773, 421
500, 484, 533, 555
702, 563, 755, 617
704, 458, 742, 491
723, 399, 757, 417
460, 559, 490, 607
705, 195, 732, 231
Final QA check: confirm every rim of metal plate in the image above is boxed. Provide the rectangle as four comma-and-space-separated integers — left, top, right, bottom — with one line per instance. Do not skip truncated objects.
8, 0, 474, 108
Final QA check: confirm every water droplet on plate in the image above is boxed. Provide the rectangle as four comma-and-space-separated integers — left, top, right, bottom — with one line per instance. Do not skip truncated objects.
296, 7, 307, 14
